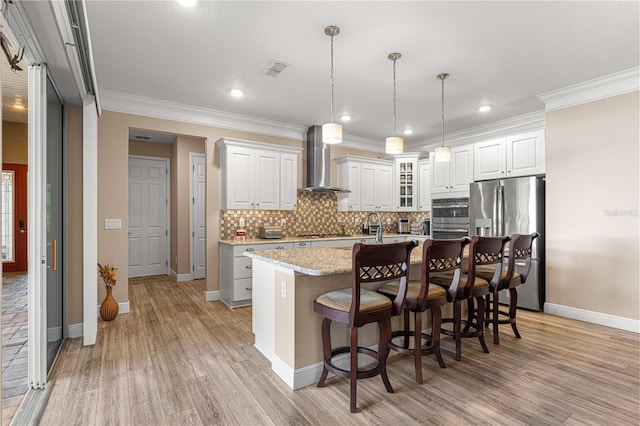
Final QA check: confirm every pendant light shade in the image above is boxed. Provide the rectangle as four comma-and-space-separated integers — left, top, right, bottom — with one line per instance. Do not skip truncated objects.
434, 73, 451, 162
322, 122, 342, 144
385, 52, 403, 154
434, 146, 452, 162
322, 26, 342, 144
385, 136, 404, 155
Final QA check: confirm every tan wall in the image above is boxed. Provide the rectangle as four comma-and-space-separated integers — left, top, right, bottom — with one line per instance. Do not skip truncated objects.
129, 140, 172, 158
170, 140, 178, 272
173, 135, 205, 275
67, 106, 84, 325
2, 121, 28, 164
545, 91, 639, 320
95, 110, 304, 310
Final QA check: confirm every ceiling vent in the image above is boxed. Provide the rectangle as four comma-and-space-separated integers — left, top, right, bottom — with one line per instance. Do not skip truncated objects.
261, 60, 289, 78
135, 135, 151, 140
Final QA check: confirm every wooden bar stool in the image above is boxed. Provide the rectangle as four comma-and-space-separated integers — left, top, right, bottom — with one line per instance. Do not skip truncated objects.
313, 240, 418, 413
378, 238, 469, 384
431, 235, 509, 361
481, 232, 540, 344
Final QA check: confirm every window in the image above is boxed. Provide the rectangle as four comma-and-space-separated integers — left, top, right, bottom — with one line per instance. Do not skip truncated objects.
2, 170, 15, 262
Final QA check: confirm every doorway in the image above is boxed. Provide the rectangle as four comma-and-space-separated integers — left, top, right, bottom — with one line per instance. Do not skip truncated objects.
2, 164, 27, 272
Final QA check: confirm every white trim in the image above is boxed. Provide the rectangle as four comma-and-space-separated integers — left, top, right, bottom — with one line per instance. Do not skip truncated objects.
100, 90, 381, 151
47, 327, 62, 343
128, 155, 171, 278
95, 301, 130, 316
205, 290, 220, 302
538, 67, 640, 111
215, 137, 303, 155
67, 323, 84, 339
410, 110, 546, 152
82, 96, 99, 346
27, 64, 48, 390
544, 303, 640, 334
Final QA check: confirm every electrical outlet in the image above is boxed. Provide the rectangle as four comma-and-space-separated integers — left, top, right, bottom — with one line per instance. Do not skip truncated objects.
239, 218, 245, 227
281, 281, 287, 298
281, 218, 286, 226
354, 218, 359, 225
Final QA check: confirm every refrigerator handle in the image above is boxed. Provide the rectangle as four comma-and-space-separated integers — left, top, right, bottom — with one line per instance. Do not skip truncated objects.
496, 183, 504, 236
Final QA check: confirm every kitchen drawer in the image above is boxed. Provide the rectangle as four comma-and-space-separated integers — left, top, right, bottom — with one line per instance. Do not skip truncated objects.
310, 239, 356, 248
234, 256, 254, 279
234, 278, 253, 301
233, 242, 293, 256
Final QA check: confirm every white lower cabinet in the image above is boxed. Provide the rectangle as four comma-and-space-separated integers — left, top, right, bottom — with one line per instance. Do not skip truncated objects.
220, 242, 293, 307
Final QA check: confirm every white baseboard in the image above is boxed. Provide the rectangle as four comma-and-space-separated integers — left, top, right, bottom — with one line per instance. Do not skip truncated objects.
170, 268, 192, 282
96, 301, 130, 316
67, 323, 83, 339
47, 327, 62, 343
205, 290, 220, 302
544, 303, 639, 333
271, 347, 378, 390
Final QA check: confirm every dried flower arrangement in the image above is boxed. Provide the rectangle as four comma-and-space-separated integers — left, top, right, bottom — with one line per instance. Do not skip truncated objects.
97, 263, 117, 289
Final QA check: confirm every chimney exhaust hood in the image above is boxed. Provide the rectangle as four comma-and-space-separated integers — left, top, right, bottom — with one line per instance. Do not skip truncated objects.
298, 125, 350, 193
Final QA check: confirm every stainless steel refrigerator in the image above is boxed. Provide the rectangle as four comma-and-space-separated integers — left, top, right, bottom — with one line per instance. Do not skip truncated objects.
470, 176, 545, 311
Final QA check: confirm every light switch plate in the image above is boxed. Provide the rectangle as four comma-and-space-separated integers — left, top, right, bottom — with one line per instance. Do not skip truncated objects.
239, 218, 245, 227
104, 218, 122, 229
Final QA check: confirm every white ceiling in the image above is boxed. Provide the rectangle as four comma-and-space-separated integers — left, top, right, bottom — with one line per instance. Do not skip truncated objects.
1, 52, 28, 124
6, 1, 640, 150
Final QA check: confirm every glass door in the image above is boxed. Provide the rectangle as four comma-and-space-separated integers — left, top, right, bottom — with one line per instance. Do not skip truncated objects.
46, 77, 63, 371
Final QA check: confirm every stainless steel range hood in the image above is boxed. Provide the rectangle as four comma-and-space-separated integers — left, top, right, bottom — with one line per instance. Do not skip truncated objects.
297, 125, 350, 193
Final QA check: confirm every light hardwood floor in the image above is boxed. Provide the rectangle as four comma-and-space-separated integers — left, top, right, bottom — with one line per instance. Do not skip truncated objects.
39, 276, 639, 425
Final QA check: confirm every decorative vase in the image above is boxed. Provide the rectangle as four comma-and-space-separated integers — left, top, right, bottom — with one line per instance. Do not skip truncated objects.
100, 287, 119, 321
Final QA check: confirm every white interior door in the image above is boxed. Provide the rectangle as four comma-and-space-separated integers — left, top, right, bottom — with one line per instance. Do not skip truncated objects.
128, 157, 169, 277
191, 153, 206, 280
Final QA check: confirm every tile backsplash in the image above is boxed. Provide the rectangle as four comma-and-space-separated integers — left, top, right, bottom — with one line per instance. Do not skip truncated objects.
220, 192, 430, 240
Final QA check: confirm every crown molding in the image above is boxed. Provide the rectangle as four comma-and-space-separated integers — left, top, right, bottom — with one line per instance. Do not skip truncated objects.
100, 90, 308, 141
409, 110, 546, 152
538, 67, 640, 111
100, 90, 382, 150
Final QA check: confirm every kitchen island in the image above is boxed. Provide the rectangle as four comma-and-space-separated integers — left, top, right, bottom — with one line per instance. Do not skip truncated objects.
244, 244, 425, 390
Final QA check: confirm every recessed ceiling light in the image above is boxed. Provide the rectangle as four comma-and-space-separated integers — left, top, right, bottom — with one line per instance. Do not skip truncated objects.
403, 129, 413, 135
176, 0, 197, 7
340, 114, 351, 122
478, 105, 492, 112
230, 89, 244, 98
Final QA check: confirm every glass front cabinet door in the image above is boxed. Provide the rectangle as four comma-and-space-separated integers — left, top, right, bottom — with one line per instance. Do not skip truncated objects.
394, 156, 418, 212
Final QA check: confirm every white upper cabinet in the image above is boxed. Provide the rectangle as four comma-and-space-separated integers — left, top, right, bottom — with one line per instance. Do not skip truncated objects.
336, 156, 394, 211
337, 160, 361, 211
474, 130, 545, 181
217, 138, 302, 211
394, 156, 418, 212
418, 159, 431, 211
506, 130, 545, 177
431, 145, 474, 196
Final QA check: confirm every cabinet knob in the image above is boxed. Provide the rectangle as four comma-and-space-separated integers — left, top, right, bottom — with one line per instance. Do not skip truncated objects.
245, 248, 255, 252
245, 287, 252, 291
245, 265, 252, 269
276, 246, 284, 250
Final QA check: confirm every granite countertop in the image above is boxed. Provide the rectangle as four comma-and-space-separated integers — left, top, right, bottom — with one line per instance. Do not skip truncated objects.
219, 233, 427, 246
243, 244, 425, 276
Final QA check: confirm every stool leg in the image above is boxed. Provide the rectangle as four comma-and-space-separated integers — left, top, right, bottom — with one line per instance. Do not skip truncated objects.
454, 300, 462, 361
476, 296, 489, 354
431, 306, 446, 369
484, 294, 491, 328
350, 326, 358, 413
403, 308, 411, 349
379, 318, 394, 393
414, 310, 423, 384
509, 288, 521, 338
493, 290, 500, 345
463, 298, 474, 333
317, 317, 332, 387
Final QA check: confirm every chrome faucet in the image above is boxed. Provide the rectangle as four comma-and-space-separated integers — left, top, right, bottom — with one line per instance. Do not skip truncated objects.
364, 212, 384, 243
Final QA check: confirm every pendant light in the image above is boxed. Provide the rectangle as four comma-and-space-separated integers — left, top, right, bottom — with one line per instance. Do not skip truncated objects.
322, 26, 342, 144
385, 53, 403, 155
434, 73, 452, 162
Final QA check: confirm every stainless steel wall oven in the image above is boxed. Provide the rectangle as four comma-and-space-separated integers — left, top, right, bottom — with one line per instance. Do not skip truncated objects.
431, 197, 470, 239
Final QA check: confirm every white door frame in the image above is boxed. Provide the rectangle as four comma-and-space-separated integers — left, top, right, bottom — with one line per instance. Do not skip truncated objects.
128, 155, 170, 277
190, 152, 206, 281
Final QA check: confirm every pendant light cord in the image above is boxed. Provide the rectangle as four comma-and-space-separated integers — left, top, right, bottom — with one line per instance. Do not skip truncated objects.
440, 75, 445, 148
392, 58, 397, 137
329, 34, 335, 122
